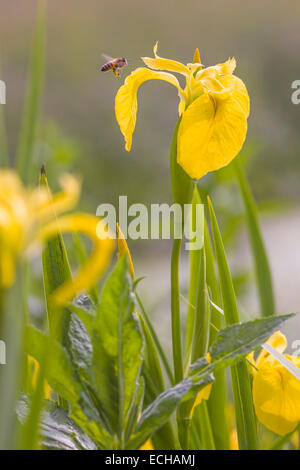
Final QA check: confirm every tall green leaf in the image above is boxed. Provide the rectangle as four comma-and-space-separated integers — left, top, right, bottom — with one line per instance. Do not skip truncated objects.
40, 168, 72, 343
235, 161, 275, 317
203, 217, 229, 449
208, 197, 258, 450
185, 186, 202, 366
16, 1, 46, 183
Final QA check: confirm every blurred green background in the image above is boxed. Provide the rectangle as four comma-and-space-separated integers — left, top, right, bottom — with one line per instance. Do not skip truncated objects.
1, 0, 300, 346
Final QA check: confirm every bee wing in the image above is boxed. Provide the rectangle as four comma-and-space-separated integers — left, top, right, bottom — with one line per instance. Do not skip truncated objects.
102, 53, 115, 62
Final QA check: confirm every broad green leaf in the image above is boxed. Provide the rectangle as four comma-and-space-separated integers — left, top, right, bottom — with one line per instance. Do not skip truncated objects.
67, 294, 96, 333
208, 196, 257, 450
124, 377, 144, 444
17, 395, 97, 450
26, 326, 80, 404
92, 256, 144, 442
16, 1, 46, 183
126, 374, 213, 450
70, 403, 112, 449
26, 324, 111, 447
235, 161, 275, 317
68, 314, 94, 385
64, 312, 112, 441
190, 313, 295, 374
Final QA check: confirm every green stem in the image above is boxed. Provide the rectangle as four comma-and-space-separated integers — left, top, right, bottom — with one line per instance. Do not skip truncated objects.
191, 250, 208, 362
169, 118, 193, 449
171, 237, 183, 384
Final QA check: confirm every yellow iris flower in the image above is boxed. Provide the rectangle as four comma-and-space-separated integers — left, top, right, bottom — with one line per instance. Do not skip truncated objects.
115, 43, 250, 179
248, 331, 300, 436
0, 169, 115, 305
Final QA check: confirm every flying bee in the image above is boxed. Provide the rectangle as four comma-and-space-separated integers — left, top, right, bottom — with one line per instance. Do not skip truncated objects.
101, 54, 128, 77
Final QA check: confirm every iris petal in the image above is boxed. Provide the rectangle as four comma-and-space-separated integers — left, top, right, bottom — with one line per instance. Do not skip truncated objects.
141, 42, 189, 76
115, 67, 182, 151
177, 87, 248, 179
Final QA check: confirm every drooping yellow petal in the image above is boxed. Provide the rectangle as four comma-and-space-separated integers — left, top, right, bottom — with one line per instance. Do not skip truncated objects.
142, 42, 189, 76
252, 356, 300, 435
116, 222, 134, 278
38, 214, 115, 305
115, 67, 182, 151
177, 87, 248, 179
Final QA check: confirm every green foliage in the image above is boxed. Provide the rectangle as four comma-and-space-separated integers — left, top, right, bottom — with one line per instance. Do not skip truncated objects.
208, 196, 258, 449
24, 249, 294, 450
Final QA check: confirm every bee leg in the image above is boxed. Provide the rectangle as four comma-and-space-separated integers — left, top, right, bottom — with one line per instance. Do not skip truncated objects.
113, 67, 120, 77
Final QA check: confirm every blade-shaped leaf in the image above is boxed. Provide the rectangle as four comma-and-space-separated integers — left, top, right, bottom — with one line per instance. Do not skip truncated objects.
208, 196, 258, 450
235, 161, 275, 317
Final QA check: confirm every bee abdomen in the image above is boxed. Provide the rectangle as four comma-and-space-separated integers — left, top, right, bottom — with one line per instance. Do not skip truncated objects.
101, 63, 112, 72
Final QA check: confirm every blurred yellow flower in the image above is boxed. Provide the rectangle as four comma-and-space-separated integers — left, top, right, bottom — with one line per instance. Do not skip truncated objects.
0, 169, 115, 305
115, 43, 250, 180
249, 331, 300, 436
27, 355, 51, 400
